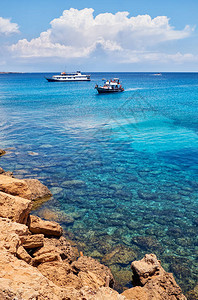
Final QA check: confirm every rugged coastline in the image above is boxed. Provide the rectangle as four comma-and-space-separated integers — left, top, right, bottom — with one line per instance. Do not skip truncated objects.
0, 149, 195, 299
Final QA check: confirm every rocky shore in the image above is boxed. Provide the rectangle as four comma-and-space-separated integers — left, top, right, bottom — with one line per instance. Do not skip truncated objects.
0, 149, 192, 299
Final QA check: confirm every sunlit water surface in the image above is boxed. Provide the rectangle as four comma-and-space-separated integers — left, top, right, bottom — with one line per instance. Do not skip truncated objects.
0, 72, 197, 293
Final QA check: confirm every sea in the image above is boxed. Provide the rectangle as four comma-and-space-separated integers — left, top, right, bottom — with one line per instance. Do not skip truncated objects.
0, 72, 197, 294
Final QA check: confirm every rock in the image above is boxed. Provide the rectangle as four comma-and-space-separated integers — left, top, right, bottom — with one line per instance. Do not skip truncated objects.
71, 256, 115, 288
27, 215, 63, 236
102, 245, 137, 266
0, 149, 6, 156
186, 284, 198, 300
24, 178, 52, 200
0, 191, 32, 224
0, 248, 82, 299
16, 245, 33, 264
33, 249, 62, 265
131, 236, 163, 253
38, 208, 74, 225
138, 191, 157, 200
3, 171, 14, 177
78, 270, 106, 290
130, 254, 187, 300
89, 287, 126, 300
122, 286, 148, 299
0, 217, 30, 236
62, 180, 86, 188
131, 253, 162, 285
0, 167, 5, 174
0, 174, 32, 199
37, 261, 73, 286
20, 234, 44, 249
42, 236, 78, 262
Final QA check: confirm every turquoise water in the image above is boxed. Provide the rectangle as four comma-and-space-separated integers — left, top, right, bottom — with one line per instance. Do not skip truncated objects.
0, 73, 197, 293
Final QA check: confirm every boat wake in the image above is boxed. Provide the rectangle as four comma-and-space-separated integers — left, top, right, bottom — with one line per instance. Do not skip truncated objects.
125, 87, 144, 91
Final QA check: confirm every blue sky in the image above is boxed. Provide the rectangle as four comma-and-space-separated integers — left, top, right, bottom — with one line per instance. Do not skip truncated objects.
0, 0, 198, 72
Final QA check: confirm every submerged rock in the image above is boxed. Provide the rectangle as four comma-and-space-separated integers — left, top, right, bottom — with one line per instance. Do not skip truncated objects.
102, 244, 137, 266
138, 190, 157, 200
62, 180, 86, 188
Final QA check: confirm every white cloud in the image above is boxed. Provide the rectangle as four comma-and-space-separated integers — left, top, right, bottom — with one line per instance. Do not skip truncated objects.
10, 8, 194, 64
0, 17, 19, 35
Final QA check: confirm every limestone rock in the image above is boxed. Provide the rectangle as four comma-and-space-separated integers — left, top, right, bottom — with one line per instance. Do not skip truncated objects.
0, 175, 32, 199
33, 242, 62, 264
27, 215, 63, 236
131, 253, 162, 285
0, 167, 5, 173
0, 149, 6, 156
89, 287, 126, 300
39, 236, 78, 263
130, 254, 187, 300
33, 251, 61, 264
0, 248, 82, 299
0, 217, 30, 236
71, 256, 115, 288
0, 191, 32, 224
37, 261, 76, 287
20, 234, 44, 249
17, 245, 33, 265
122, 286, 148, 299
24, 178, 52, 200
102, 244, 137, 266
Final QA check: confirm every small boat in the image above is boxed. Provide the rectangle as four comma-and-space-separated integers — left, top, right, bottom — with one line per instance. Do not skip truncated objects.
45, 71, 91, 82
95, 78, 124, 94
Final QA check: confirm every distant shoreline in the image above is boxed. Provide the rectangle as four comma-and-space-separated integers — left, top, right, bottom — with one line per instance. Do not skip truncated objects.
0, 72, 23, 74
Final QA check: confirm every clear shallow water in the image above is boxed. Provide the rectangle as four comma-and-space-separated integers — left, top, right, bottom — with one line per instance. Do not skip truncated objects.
0, 72, 198, 293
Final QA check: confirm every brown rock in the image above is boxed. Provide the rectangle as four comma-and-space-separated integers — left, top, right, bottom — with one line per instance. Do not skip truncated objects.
102, 244, 137, 266
131, 253, 162, 285
24, 178, 52, 200
78, 270, 106, 290
122, 286, 148, 299
83, 287, 126, 300
130, 254, 187, 300
0, 191, 32, 224
39, 236, 78, 262
20, 234, 44, 249
0, 167, 5, 173
33, 241, 62, 264
0, 149, 6, 156
0, 217, 29, 255
37, 261, 76, 287
27, 215, 63, 236
0, 174, 32, 199
33, 251, 61, 264
0, 217, 30, 236
0, 248, 82, 299
71, 256, 115, 288
17, 245, 33, 264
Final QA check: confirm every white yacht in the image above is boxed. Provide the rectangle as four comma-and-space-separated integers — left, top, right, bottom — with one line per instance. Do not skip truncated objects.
45, 71, 91, 82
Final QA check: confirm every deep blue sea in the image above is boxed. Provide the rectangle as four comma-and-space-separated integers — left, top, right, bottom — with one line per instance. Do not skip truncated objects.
0, 72, 197, 294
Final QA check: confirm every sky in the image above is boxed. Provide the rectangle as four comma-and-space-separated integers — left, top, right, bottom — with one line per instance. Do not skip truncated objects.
0, 0, 198, 72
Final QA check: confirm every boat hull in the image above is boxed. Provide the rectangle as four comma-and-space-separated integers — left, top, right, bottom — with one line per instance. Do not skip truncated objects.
45, 77, 91, 82
96, 87, 124, 94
